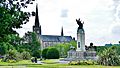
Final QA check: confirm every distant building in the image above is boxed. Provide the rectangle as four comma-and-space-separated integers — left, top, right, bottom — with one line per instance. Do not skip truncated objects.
32, 4, 73, 49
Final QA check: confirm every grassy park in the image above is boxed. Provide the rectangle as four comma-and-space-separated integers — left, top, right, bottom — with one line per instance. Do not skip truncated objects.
1, 0, 120, 68
0, 59, 120, 68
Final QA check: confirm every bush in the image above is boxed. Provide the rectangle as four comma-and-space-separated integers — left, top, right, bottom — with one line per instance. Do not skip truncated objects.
46, 48, 59, 59
2, 49, 21, 62
42, 48, 49, 59
32, 50, 41, 58
98, 46, 120, 66
21, 51, 31, 60
68, 60, 96, 65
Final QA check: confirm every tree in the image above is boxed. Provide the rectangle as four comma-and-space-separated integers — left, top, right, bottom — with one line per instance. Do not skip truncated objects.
0, 0, 35, 57
98, 46, 120, 66
53, 41, 77, 58
0, 0, 35, 43
22, 32, 40, 57
0, 42, 14, 55
46, 47, 59, 59
0, 42, 8, 55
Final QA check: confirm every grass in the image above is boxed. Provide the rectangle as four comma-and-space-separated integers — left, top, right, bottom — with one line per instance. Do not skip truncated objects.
0, 60, 120, 68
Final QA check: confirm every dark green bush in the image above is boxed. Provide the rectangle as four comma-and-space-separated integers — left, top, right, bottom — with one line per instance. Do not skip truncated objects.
42, 48, 49, 59
32, 50, 41, 58
46, 48, 59, 59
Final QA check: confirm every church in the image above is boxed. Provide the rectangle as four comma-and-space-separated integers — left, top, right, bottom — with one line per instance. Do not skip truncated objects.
32, 4, 73, 49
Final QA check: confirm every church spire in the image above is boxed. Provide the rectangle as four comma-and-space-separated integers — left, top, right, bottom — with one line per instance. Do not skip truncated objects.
33, 3, 41, 35
35, 3, 39, 27
61, 26, 64, 36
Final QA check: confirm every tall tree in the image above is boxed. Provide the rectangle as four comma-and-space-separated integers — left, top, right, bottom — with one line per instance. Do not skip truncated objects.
0, 0, 35, 42
22, 32, 40, 57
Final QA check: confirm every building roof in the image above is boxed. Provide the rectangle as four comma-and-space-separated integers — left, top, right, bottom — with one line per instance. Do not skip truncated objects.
40, 35, 72, 42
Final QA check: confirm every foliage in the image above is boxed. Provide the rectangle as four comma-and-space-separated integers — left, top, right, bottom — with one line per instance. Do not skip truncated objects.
2, 49, 21, 62
46, 47, 59, 59
114, 45, 120, 55
0, 0, 35, 43
0, 42, 9, 55
53, 40, 77, 58
96, 46, 109, 55
98, 46, 120, 66
42, 47, 59, 59
42, 48, 49, 59
96, 45, 120, 55
32, 50, 41, 58
21, 51, 31, 60
68, 60, 97, 65
0, 0, 35, 58
22, 32, 41, 57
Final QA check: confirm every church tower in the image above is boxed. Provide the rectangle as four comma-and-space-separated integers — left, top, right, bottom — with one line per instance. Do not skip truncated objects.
33, 4, 41, 35
61, 26, 64, 36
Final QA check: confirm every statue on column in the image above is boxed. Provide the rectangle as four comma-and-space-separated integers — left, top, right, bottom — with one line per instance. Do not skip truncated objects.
76, 18, 84, 29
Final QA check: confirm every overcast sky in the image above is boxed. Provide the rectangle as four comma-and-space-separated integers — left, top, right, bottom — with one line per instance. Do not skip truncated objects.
16, 0, 120, 46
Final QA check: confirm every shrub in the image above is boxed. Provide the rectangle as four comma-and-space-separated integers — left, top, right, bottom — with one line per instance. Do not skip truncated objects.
68, 60, 96, 65
98, 46, 120, 66
32, 50, 41, 58
42, 48, 49, 59
2, 49, 21, 62
46, 48, 59, 59
21, 51, 31, 60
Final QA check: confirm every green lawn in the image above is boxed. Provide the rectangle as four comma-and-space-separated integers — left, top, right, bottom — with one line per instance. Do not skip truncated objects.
0, 60, 120, 68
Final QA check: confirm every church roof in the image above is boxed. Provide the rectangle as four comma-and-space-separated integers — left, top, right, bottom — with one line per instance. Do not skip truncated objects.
40, 35, 72, 42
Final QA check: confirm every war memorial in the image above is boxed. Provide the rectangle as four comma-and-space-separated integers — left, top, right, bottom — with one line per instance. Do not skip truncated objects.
66, 18, 97, 61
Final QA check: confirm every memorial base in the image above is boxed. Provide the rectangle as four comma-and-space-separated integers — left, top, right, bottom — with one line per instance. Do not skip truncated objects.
65, 50, 97, 61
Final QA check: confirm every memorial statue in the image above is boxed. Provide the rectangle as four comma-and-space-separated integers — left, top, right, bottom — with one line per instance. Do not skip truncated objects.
76, 18, 84, 29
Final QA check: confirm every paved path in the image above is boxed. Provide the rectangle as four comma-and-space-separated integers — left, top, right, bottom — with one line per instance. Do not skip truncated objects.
37, 61, 44, 64
37, 60, 70, 64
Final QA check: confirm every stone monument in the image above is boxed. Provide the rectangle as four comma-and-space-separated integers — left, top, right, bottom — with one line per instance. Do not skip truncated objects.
76, 18, 85, 51
66, 18, 97, 61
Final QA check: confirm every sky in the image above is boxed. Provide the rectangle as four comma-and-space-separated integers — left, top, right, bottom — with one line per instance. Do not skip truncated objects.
16, 0, 120, 46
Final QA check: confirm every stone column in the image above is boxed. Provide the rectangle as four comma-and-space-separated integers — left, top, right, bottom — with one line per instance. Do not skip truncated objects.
76, 28, 85, 51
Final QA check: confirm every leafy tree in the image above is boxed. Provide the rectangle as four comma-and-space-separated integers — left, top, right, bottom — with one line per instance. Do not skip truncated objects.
0, 42, 14, 55
0, 0, 35, 43
98, 46, 120, 66
0, 42, 8, 55
53, 41, 77, 58
0, 0, 35, 57
69, 40, 77, 49
22, 32, 40, 57
42, 48, 49, 59
46, 47, 59, 59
